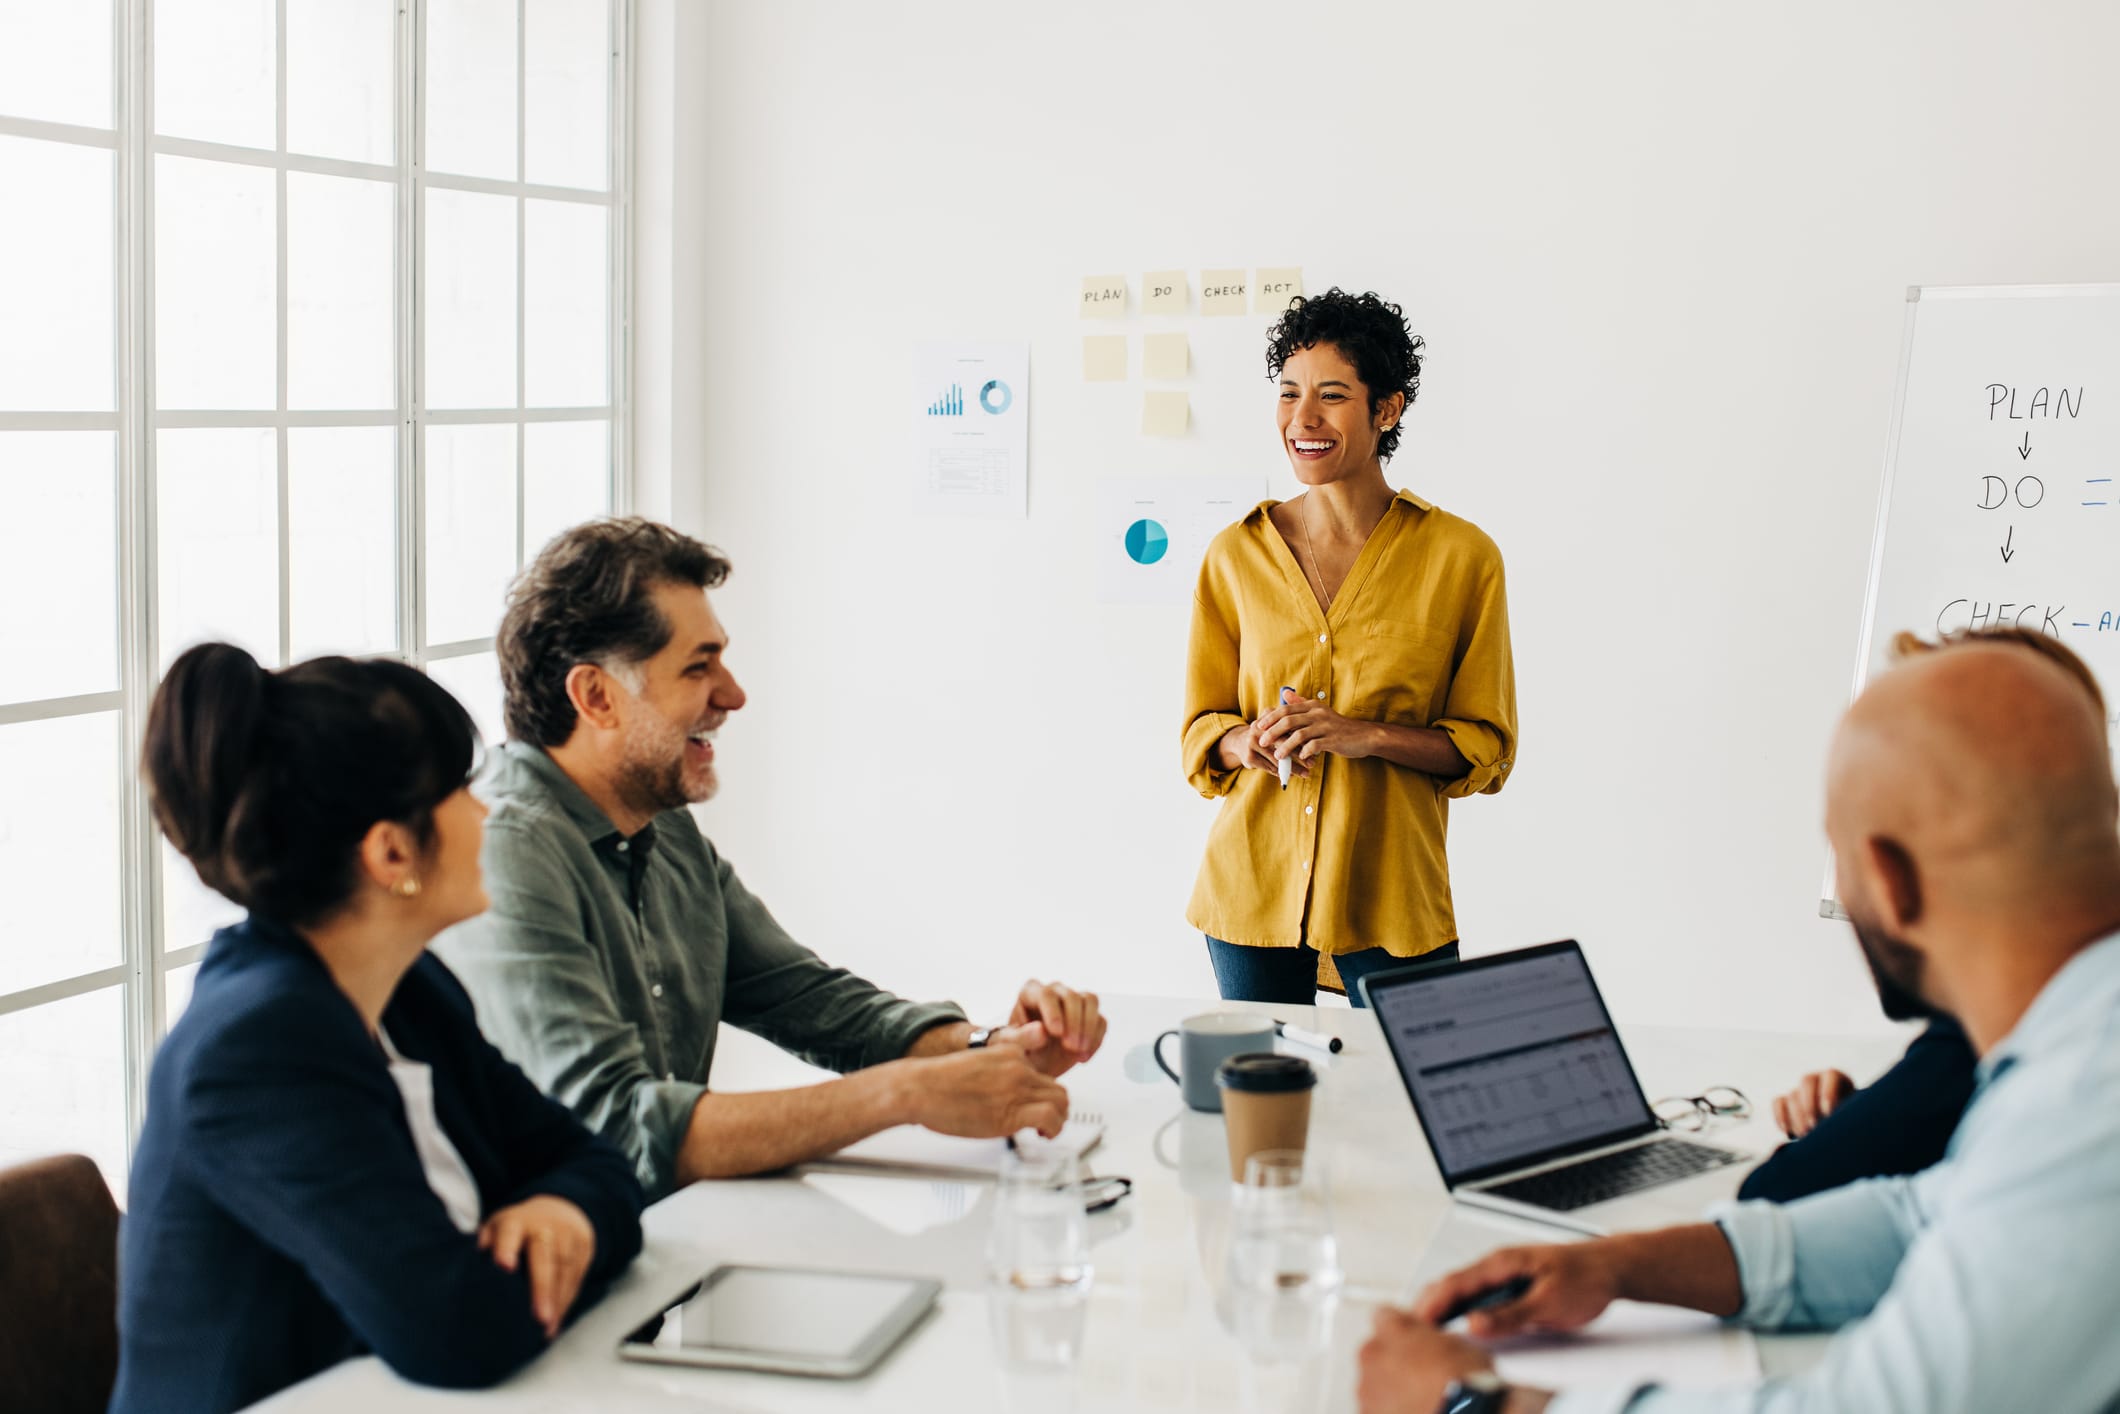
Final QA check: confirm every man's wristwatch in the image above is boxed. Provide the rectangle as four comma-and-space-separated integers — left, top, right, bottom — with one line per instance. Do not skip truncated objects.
1438, 1371, 1509, 1414
966, 1026, 1000, 1049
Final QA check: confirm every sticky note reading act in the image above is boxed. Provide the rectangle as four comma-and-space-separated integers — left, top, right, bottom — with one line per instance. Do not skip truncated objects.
1143, 270, 1188, 315
1143, 332, 1188, 380
1254, 268, 1303, 314
1200, 270, 1249, 316
1081, 275, 1128, 318
1082, 335, 1127, 382
1142, 390, 1189, 437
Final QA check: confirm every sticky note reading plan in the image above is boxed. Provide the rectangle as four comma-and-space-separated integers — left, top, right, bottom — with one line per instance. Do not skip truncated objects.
1142, 390, 1189, 437
1200, 270, 1249, 316
1254, 267, 1303, 314
1081, 275, 1127, 318
1082, 335, 1127, 382
1143, 331, 1188, 380
1143, 270, 1188, 315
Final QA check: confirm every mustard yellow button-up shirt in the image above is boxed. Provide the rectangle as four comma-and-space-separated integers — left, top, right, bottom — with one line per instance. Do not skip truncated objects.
1182, 490, 1517, 963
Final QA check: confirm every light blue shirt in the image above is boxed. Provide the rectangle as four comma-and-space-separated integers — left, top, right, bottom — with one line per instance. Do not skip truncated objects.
1552, 930, 2120, 1414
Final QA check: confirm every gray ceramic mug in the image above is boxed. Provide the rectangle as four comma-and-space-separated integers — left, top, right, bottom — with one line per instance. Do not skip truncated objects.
1153, 1013, 1277, 1112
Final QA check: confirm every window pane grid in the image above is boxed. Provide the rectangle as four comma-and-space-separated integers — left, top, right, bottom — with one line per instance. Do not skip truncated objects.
0, 0, 627, 1197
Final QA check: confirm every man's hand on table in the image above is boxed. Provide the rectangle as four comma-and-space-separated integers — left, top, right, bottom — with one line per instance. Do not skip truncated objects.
995, 979, 1108, 1077
1357, 1307, 1552, 1414
902, 1045, 1071, 1139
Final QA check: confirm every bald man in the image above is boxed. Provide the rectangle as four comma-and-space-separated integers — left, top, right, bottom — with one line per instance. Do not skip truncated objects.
1357, 629, 2120, 1414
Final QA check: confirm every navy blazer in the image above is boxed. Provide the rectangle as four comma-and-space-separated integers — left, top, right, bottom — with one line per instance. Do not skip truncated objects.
112, 917, 645, 1414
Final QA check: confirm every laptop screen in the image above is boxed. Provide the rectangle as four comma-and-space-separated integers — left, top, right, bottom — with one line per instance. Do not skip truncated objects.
1368, 941, 1659, 1187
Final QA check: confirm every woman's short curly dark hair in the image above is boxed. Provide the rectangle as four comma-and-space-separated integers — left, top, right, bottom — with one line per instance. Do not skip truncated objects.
1265, 289, 1425, 462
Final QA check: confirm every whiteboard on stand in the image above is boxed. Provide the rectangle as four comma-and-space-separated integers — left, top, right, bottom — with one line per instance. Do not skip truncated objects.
1823, 283, 2120, 918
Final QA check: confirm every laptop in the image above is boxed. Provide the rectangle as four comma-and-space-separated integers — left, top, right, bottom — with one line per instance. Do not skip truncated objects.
1363, 940, 1747, 1235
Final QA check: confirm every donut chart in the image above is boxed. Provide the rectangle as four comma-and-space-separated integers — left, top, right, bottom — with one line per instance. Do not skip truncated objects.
978, 378, 1013, 415
1124, 518, 1170, 565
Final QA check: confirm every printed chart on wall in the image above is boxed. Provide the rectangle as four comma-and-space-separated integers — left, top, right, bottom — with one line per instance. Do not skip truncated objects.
1825, 283, 2120, 915
911, 341, 1029, 518
1097, 475, 1262, 604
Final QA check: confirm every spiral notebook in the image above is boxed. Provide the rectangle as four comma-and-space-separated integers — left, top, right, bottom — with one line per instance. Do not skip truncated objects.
811, 1111, 1105, 1180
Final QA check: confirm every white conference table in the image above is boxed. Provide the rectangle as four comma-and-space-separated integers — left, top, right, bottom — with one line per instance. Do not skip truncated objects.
260, 995, 1908, 1413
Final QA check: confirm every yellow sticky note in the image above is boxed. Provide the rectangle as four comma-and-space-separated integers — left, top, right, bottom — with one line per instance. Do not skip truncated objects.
1081, 274, 1127, 318
1082, 334, 1126, 382
1143, 390, 1189, 437
1200, 269, 1249, 316
1254, 267, 1303, 314
1143, 270, 1188, 315
1143, 331, 1188, 381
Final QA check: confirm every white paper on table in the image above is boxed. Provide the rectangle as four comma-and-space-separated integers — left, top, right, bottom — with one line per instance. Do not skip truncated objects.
1491, 1300, 1760, 1391
811, 1115, 1104, 1180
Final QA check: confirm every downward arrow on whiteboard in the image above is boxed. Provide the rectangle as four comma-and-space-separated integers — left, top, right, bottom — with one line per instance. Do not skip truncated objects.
2020, 432, 2033, 459
2001, 525, 2016, 563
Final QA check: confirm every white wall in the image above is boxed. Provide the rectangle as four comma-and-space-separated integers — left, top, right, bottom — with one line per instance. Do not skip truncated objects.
633, 0, 2120, 1035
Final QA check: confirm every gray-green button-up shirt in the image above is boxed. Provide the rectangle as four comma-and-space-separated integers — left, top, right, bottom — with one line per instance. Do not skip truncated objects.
434, 743, 965, 1201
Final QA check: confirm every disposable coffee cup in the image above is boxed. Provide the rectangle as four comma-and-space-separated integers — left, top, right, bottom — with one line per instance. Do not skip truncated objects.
1215, 1053, 1318, 1181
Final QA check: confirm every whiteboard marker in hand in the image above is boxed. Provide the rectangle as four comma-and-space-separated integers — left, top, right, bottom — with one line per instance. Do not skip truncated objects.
1277, 686, 1298, 789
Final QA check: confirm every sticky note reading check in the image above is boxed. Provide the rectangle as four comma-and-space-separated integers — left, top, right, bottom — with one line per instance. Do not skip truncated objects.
1142, 390, 1189, 437
1254, 267, 1303, 314
1200, 270, 1249, 316
1081, 275, 1127, 318
1143, 270, 1188, 315
1143, 332, 1188, 380
1082, 335, 1127, 382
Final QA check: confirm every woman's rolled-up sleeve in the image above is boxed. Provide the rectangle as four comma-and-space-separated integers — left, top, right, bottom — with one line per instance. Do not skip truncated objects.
1182, 576, 1249, 798
1432, 558, 1517, 799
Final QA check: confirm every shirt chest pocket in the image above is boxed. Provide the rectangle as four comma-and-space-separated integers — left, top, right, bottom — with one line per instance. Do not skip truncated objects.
1348, 620, 1455, 722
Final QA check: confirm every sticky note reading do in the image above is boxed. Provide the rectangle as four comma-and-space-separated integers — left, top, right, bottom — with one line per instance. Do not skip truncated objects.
1144, 270, 1187, 315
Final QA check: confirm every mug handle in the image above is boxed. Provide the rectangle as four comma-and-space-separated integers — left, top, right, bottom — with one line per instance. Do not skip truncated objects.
1152, 1029, 1183, 1086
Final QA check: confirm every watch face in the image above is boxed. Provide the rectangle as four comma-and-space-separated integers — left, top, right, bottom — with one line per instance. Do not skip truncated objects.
1443, 1373, 1506, 1414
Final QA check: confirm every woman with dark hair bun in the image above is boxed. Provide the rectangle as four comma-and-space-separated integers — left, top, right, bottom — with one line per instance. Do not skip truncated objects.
1182, 289, 1519, 1005
112, 644, 644, 1414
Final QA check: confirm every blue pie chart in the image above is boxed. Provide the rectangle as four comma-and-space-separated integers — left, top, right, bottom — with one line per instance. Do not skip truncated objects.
1124, 518, 1169, 565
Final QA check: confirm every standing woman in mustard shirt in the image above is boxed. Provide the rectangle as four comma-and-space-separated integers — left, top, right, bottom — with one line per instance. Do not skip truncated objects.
1182, 289, 1517, 1006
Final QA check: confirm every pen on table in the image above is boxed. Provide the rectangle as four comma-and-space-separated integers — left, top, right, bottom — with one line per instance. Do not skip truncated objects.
1277, 685, 1298, 789
1437, 1276, 1532, 1326
1273, 1019, 1343, 1054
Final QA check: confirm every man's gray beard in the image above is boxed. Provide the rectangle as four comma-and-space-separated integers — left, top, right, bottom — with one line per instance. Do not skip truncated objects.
616, 714, 697, 818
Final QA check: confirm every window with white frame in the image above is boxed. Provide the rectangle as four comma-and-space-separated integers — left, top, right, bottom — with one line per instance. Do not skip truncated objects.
0, 0, 627, 1199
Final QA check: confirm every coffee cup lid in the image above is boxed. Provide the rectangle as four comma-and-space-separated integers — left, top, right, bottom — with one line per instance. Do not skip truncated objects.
1214, 1052, 1317, 1093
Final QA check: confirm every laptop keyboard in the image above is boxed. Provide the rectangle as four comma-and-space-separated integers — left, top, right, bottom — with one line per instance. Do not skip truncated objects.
1482, 1140, 1742, 1212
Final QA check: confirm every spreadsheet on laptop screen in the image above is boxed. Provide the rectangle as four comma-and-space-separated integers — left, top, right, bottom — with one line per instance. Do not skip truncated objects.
1376, 949, 1656, 1180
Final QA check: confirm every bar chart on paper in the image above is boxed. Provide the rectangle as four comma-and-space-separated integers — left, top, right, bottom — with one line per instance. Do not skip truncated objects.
926, 384, 964, 416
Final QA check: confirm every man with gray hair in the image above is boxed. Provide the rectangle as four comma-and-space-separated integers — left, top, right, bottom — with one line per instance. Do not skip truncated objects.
438, 518, 1106, 1202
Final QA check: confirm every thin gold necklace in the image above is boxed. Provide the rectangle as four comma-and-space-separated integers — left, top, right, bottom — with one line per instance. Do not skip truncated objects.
1297, 492, 1335, 612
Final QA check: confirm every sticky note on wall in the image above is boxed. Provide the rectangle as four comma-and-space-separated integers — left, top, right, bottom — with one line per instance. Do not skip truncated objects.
1143, 390, 1189, 437
1143, 332, 1188, 380
1143, 270, 1188, 315
1081, 275, 1127, 318
1200, 270, 1249, 316
1254, 268, 1303, 314
1082, 335, 1126, 382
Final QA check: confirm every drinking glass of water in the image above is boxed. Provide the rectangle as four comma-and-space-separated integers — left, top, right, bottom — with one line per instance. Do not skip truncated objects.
987, 1149, 1093, 1370
988, 1149, 1093, 1291
1226, 1148, 1342, 1359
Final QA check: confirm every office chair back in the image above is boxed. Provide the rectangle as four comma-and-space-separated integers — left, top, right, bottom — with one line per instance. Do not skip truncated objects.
0, 1153, 121, 1414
